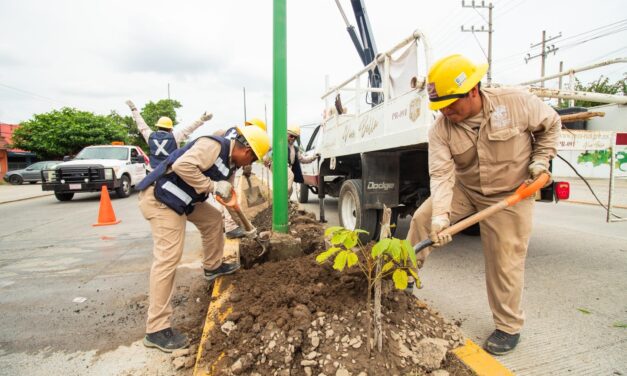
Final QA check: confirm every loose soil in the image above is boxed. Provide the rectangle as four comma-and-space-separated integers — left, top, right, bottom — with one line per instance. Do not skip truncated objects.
198, 205, 474, 376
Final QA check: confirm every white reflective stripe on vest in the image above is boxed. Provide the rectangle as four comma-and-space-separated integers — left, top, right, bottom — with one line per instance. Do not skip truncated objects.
153, 139, 170, 156
214, 157, 230, 176
161, 181, 192, 205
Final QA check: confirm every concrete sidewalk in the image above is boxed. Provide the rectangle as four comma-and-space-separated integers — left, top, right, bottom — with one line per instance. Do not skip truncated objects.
0, 183, 54, 204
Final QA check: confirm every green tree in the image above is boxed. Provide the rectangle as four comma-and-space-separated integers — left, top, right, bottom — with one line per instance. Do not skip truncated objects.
140, 99, 182, 130
562, 74, 627, 108
11, 107, 129, 159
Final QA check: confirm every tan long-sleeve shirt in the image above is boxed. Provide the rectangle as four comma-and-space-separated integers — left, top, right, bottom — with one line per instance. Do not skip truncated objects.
428, 87, 561, 217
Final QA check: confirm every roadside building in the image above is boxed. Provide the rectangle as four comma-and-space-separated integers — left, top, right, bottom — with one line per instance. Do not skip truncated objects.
0, 123, 38, 181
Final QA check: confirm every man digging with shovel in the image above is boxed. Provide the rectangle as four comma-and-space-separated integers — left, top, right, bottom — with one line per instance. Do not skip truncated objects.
406, 54, 560, 355
136, 125, 270, 352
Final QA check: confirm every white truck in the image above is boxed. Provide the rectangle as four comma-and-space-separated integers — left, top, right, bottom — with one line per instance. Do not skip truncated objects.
299, 31, 437, 240
42, 144, 149, 201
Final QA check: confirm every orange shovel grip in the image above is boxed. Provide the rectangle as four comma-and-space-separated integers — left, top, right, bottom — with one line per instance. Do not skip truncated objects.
506, 173, 550, 206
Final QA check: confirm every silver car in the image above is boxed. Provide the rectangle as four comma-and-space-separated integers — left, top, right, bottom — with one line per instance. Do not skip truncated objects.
3, 161, 61, 185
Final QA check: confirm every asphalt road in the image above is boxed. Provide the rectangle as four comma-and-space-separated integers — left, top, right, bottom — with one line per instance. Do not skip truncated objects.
0, 191, 204, 375
300, 196, 627, 376
0, 184, 625, 375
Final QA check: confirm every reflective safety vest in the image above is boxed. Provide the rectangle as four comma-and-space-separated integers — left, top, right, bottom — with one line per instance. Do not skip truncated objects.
137, 136, 234, 215
223, 126, 238, 140
148, 131, 177, 168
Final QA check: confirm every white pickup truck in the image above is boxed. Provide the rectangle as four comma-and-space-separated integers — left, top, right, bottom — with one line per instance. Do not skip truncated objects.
42, 144, 149, 201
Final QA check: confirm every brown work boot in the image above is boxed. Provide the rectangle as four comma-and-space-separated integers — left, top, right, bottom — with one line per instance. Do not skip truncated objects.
483, 329, 520, 355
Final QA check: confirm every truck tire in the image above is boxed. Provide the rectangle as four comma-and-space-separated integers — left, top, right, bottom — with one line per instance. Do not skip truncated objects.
298, 183, 309, 203
339, 179, 379, 242
115, 175, 131, 198
55, 192, 74, 201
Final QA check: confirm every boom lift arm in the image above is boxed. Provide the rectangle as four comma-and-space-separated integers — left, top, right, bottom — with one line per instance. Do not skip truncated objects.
334, 0, 382, 105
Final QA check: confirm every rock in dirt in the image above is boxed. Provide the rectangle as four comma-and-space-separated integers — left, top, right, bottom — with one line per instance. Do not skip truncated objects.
431, 370, 450, 376
413, 338, 449, 371
221, 321, 236, 336
336, 368, 350, 376
172, 356, 186, 370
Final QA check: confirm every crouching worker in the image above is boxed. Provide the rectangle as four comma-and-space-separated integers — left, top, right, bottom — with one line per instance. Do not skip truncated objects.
136, 126, 270, 352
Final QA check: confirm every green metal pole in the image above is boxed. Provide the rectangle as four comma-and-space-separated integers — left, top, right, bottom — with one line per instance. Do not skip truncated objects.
272, 0, 288, 233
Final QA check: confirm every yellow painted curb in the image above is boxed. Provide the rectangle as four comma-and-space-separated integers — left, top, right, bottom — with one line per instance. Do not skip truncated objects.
193, 238, 239, 376
452, 339, 514, 376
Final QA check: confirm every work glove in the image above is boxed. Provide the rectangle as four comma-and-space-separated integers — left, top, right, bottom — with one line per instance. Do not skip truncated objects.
125, 100, 137, 111
242, 165, 252, 178
213, 181, 233, 201
430, 215, 452, 247
527, 161, 552, 188
200, 111, 213, 122
243, 227, 257, 239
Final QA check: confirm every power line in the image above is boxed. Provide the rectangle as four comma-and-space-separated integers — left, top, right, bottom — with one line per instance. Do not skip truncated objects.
0, 82, 67, 106
461, 0, 494, 85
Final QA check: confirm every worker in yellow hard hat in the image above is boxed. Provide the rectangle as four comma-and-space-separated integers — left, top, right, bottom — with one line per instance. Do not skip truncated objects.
126, 100, 213, 169
208, 118, 269, 239
136, 124, 269, 353
406, 54, 561, 355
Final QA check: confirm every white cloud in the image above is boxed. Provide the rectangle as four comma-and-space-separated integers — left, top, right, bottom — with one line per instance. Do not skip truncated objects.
0, 0, 624, 129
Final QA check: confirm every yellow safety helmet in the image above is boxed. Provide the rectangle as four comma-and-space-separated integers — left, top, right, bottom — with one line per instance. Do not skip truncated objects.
236, 125, 271, 160
287, 124, 301, 137
244, 118, 267, 132
155, 116, 174, 129
426, 54, 488, 111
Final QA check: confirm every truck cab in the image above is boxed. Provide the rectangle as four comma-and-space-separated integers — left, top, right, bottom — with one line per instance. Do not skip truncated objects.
42, 144, 149, 201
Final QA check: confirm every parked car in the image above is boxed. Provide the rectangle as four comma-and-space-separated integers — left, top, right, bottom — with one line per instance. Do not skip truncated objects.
3, 161, 61, 185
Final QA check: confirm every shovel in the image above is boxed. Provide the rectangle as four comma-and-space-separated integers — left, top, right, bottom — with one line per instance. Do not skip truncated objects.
217, 189, 270, 261
413, 173, 550, 253
243, 174, 264, 207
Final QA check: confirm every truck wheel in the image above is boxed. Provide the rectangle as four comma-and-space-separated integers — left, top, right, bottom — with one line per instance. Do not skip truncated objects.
55, 192, 74, 201
298, 183, 309, 203
8, 175, 23, 185
339, 179, 379, 242
115, 175, 131, 198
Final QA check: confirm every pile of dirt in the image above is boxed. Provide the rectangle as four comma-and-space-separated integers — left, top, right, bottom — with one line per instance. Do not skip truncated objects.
198, 206, 472, 376
240, 205, 325, 268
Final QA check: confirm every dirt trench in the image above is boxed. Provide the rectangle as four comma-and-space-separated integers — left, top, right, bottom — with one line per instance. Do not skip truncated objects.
196, 205, 473, 376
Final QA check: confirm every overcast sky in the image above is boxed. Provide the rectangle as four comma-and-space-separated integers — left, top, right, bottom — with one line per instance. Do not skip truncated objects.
0, 0, 625, 137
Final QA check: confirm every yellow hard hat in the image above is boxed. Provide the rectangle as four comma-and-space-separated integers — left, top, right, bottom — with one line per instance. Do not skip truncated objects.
156, 116, 174, 129
244, 118, 267, 132
236, 125, 270, 160
426, 54, 488, 111
287, 124, 301, 137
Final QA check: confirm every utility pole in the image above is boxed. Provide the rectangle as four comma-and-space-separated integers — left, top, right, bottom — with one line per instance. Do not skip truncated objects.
461, 0, 493, 86
243, 87, 247, 123
525, 30, 561, 87
558, 61, 564, 107
167, 83, 170, 100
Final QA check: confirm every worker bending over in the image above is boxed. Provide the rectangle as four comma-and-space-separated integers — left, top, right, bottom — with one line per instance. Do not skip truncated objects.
136, 126, 270, 352
407, 54, 560, 355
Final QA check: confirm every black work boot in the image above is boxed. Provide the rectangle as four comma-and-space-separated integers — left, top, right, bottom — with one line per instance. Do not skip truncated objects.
143, 328, 189, 353
483, 329, 520, 355
204, 262, 240, 281
226, 227, 245, 239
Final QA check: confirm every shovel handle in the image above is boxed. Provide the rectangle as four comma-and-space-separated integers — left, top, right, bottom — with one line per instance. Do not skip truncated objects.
414, 173, 549, 253
215, 189, 255, 232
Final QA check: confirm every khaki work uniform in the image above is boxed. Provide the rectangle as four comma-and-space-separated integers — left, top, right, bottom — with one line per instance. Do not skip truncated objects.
139, 138, 233, 334
407, 87, 560, 334
287, 143, 317, 197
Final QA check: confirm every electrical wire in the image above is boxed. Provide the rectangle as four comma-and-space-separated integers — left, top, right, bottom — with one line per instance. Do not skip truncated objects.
556, 153, 624, 219
0, 82, 67, 106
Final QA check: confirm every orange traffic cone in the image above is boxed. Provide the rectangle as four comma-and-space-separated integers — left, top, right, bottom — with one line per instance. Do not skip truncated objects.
93, 185, 121, 226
